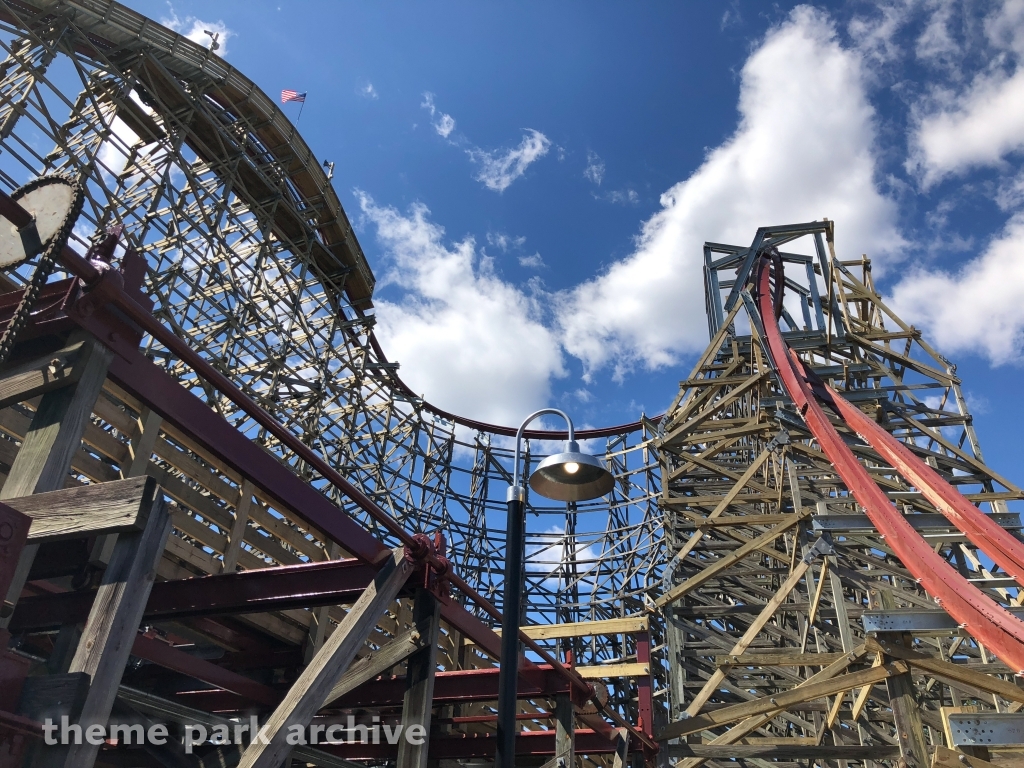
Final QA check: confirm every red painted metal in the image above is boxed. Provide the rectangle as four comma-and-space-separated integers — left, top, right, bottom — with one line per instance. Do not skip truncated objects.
636, 629, 654, 739
11, 557, 382, 630
755, 256, 1024, 673
131, 634, 280, 707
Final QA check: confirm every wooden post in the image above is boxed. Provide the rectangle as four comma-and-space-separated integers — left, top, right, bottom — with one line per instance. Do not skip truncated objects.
876, 588, 929, 768
235, 547, 412, 768
90, 406, 163, 566
0, 334, 112, 630
59, 492, 172, 767
555, 692, 575, 767
396, 587, 441, 768
221, 478, 254, 574
304, 540, 342, 662
612, 729, 629, 768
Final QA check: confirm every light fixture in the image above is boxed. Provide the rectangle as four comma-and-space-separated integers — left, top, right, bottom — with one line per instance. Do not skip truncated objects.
494, 408, 614, 768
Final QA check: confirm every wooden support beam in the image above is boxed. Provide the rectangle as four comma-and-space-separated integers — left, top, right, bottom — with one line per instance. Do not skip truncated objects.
2, 475, 159, 543
612, 728, 629, 768
304, 540, 341, 662
877, 589, 930, 768
396, 588, 441, 768
555, 692, 575, 768
323, 619, 432, 705
671, 647, 868, 768
235, 547, 412, 768
221, 477, 254, 574
659, 661, 906, 740
59, 491, 172, 767
91, 407, 163, 566
0, 334, 113, 630
0, 341, 86, 411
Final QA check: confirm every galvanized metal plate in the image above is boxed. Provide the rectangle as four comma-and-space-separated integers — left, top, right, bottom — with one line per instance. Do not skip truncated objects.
862, 608, 1024, 634
947, 714, 1024, 746
0, 178, 78, 268
813, 513, 1022, 533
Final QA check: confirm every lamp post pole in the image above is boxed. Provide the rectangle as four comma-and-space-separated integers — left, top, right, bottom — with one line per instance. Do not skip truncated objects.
495, 409, 575, 768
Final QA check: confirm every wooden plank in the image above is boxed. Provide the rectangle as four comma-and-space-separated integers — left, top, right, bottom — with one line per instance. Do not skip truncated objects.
0, 334, 113, 631
323, 620, 432, 705
932, 745, 1003, 768
221, 478, 254, 573
2, 476, 158, 543
715, 652, 847, 667
495, 615, 648, 640
656, 515, 803, 608
683, 557, 813, 716
0, 341, 85, 411
235, 548, 412, 768
61, 493, 172, 767
671, 646, 867, 768
396, 588, 441, 768
555, 693, 575, 768
867, 637, 1024, 704
659, 661, 906, 740
576, 663, 650, 679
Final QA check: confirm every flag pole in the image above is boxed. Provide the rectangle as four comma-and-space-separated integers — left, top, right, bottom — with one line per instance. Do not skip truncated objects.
297, 95, 306, 124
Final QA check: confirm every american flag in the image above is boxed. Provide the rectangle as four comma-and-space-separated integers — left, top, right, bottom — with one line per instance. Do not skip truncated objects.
281, 89, 306, 104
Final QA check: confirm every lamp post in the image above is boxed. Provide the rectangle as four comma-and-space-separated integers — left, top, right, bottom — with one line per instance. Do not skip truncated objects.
495, 409, 615, 768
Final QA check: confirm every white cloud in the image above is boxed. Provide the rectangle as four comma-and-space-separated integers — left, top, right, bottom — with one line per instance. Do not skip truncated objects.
603, 188, 639, 205
555, 6, 902, 378
486, 232, 526, 252
909, 1, 1024, 185
468, 129, 551, 192
421, 92, 456, 139
161, 8, 233, 55
889, 212, 1024, 364
584, 151, 605, 185
357, 193, 565, 425
518, 253, 545, 269
359, 82, 379, 100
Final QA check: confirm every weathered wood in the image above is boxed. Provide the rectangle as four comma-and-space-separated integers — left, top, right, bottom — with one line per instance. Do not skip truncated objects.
555, 692, 575, 768
0, 334, 113, 630
396, 588, 441, 768
90, 407, 164, 566
324, 619, 432, 705
0, 341, 85, 411
60, 493, 172, 768
659, 661, 906, 740
304, 540, 341, 662
932, 745, 1002, 768
235, 547, 412, 768
3, 475, 157, 543
612, 729, 629, 768
221, 478, 254, 574
503, 615, 648, 640
576, 662, 650, 678
878, 589, 930, 768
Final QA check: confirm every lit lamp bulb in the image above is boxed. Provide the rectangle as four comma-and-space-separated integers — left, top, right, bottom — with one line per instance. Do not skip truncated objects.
564, 462, 579, 474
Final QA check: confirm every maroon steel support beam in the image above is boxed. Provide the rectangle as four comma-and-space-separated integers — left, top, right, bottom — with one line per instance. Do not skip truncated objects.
131, 634, 280, 707
315, 729, 626, 760
11, 558, 382, 631
175, 665, 572, 712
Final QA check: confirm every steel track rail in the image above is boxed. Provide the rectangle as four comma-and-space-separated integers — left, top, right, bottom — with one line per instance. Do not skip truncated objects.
754, 253, 1024, 674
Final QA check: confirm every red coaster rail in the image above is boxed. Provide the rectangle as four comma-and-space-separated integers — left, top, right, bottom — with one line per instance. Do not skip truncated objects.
753, 251, 1024, 673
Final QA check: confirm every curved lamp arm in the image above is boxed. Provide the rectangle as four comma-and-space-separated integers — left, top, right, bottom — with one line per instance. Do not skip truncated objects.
512, 408, 574, 490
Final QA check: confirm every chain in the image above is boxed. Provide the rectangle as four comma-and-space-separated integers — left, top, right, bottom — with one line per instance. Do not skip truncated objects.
0, 174, 84, 366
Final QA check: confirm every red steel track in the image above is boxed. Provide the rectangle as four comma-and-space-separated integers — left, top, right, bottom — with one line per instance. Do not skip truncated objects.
754, 253, 1024, 673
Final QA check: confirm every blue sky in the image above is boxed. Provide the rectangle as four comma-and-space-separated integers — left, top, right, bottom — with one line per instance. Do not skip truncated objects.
134, 0, 1024, 484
